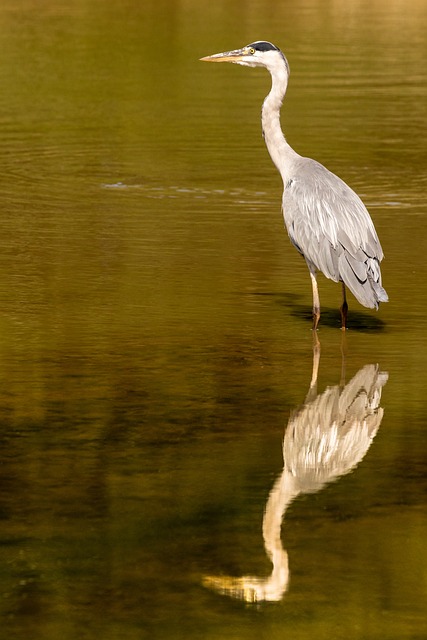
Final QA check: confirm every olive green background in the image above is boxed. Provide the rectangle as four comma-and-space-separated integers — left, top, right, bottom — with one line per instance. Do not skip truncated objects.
0, 1, 426, 638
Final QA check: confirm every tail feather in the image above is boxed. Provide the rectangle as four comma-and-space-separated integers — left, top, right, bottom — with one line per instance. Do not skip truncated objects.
338, 253, 388, 310
370, 276, 388, 304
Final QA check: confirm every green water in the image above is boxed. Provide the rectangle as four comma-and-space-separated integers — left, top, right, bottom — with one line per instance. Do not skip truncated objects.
0, 0, 426, 638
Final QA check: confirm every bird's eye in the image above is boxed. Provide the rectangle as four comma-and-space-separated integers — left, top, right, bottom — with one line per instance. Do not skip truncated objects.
249, 47, 255, 55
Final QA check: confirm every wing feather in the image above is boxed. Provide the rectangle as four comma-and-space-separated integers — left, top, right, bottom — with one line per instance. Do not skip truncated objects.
282, 158, 388, 308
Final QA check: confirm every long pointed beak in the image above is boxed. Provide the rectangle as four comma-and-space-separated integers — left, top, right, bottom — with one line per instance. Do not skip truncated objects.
200, 48, 246, 63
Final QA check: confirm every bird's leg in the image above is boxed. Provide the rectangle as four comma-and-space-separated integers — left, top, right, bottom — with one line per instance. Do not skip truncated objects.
340, 282, 348, 330
308, 267, 320, 331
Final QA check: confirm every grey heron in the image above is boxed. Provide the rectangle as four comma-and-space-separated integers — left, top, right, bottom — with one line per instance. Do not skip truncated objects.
200, 41, 388, 330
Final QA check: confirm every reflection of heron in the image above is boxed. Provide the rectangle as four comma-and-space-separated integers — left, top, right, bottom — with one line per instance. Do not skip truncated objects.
201, 42, 388, 329
203, 346, 388, 603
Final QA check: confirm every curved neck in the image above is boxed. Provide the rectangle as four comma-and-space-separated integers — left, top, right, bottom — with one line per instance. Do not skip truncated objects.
262, 63, 299, 183
263, 469, 299, 562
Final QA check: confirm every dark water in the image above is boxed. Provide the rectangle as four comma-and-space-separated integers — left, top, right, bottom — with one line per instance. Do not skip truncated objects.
0, 1, 426, 638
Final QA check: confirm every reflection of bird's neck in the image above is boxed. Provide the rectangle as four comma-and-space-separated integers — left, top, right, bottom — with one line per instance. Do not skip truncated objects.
261, 61, 299, 182
261, 469, 300, 593
202, 468, 298, 603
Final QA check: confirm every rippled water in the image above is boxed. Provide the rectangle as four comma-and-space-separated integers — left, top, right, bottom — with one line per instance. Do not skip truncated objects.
0, 1, 426, 639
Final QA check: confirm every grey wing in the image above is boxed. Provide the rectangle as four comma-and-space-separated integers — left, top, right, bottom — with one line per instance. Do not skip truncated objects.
282, 158, 388, 309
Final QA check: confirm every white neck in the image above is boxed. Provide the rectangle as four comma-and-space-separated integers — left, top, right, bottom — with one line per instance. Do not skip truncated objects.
261, 61, 299, 183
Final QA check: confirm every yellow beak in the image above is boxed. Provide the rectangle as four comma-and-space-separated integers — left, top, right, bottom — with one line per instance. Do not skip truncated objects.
200, 48, 247, 63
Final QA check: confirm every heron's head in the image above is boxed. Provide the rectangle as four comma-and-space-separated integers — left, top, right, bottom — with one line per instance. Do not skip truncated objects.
200, 41, 289, 73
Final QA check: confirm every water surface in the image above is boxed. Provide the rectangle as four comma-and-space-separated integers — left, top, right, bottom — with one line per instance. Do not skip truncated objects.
0, 1, 426, 639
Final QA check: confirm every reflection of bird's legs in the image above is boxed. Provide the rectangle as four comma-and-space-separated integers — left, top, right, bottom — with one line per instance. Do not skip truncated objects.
307, 263, 320, 330
340, 330, 347, 387
305, 336, 320, 403
340, 282, 348, 330
311, 340, 320, 388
